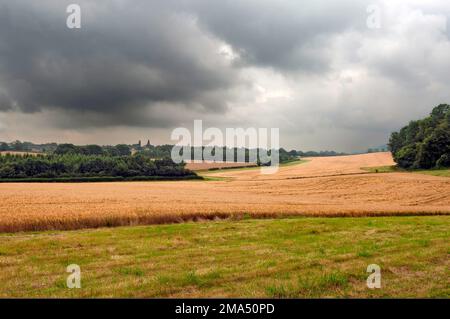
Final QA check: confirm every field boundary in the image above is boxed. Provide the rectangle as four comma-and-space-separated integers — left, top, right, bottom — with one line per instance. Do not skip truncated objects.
361, 165, 450, 177
1, 210, 449, 233
0, 175, 202, 183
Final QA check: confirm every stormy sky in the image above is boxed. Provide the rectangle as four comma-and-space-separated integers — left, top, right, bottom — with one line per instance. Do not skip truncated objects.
0, 0, 450, 152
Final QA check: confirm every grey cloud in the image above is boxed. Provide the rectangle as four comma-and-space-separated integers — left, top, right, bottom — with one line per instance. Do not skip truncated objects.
0, 92, 13, 111
1, 0, 450, 152
184, 0, 372, 72
0, 0, 240, 127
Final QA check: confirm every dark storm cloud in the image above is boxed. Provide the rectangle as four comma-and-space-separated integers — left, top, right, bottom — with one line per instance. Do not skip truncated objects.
0, 0, 373, 128
0, 92, 13, 111
183, 0, 371, 72
0, 0, 239, 127
0, 0, 376, 131
1, 0, 450, 151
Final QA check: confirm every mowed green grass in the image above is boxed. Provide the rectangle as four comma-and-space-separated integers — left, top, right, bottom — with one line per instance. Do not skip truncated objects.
363, 165, 450, 177
0, 216, 448, 298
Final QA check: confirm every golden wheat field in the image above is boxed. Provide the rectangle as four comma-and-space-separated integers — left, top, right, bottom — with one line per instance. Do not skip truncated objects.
0, 152, 449, 232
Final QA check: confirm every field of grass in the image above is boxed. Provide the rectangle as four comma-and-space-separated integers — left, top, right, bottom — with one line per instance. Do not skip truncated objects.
1, 216, 448, 298
362, 165, 450, 177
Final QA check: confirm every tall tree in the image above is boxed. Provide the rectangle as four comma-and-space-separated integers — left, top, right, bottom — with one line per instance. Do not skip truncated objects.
389, 104, 450, 169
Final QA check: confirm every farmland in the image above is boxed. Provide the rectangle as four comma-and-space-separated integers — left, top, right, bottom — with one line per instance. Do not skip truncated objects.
0, 152, 449, 298
185, 161, 257, 171
2, 0, 450, 301
0, 152, 449, 232
0, 216, 448, 297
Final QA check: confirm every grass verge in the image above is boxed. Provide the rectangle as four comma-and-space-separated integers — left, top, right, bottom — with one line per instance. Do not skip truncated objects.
362, 165, 450, 177
0, 216, 448, 298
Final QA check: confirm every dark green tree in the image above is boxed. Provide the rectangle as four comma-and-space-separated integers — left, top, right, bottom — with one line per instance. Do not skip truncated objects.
54, 144, 79, 155
389, 104, 450, 169
81, 144, 104, 155
115, 144, 131, 156
0, 142, 9, 151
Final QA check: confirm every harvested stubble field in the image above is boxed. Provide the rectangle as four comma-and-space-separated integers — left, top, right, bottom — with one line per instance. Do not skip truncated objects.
0, 152, 449, 232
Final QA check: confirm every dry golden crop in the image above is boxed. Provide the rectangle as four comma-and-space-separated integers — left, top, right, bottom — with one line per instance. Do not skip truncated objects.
0, 152, 449, 232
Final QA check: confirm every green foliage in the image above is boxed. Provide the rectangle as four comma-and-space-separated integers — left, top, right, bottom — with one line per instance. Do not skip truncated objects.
395, 145, 417, 168
114, 144, 132, 156
389, 104, 450, 169
141, 145, 298, 164
436, 154, 450, 168
0, 153, 196, 180
54, 143, 79, 155
81, 144, 104, 155
0, 142, 9, 151
54, 143, 132, 157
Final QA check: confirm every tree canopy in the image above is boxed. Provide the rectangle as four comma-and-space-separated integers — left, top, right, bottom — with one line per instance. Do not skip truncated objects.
389, 104, 450, 169
0, 153, 196, 180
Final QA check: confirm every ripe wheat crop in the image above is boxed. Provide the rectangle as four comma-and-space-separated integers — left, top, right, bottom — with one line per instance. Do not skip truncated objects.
0, 153, 449, 232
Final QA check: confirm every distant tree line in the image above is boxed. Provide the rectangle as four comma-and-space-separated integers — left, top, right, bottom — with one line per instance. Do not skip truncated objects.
1, 142, 299, 164
293, 150, 348, 157
389, 104, 450, 169
142, 146, 298, 164
54, 143, 132, 156
0, 153, 197, 180
0, 140, 57, 153
137, 145, 348, 160
367, 145, 388, 153
1, 140, 358, 171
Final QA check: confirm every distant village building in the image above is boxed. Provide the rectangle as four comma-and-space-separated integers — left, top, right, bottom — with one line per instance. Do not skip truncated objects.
131, 139, 151, 154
